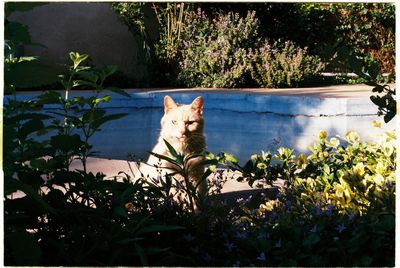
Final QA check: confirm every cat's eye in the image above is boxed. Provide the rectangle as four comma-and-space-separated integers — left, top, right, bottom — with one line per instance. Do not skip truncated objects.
186, 121, 195, 125
171, 120, 177, 125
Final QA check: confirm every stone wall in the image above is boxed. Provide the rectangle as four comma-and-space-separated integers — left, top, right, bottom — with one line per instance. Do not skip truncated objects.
9, 2, 144, 80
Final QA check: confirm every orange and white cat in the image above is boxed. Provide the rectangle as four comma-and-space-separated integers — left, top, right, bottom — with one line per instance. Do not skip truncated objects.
140, 95, 207, 196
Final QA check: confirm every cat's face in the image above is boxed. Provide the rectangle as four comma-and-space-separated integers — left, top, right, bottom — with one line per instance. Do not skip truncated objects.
160, 96, 204, 141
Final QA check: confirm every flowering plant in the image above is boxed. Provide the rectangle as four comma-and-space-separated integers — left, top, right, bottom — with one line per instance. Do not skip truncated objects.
177, 9, 258, 88
250, 40, 325, 88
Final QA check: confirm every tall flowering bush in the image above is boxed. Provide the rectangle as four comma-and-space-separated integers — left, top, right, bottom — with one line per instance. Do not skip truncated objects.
177, 9, 258, 88
250, 40, 325, 88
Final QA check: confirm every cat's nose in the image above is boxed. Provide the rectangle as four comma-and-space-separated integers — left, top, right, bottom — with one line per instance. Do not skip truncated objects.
179, 129, 187, 137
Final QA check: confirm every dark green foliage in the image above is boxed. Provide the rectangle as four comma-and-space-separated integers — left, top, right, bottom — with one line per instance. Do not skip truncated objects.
335, 46, 396, 123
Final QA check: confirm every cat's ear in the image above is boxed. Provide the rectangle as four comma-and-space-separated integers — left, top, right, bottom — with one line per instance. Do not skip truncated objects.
191, 96, 204, 115
164, 95, 178, 113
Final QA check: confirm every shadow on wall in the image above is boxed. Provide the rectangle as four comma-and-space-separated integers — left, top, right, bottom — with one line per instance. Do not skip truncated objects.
8, 2, 144, 80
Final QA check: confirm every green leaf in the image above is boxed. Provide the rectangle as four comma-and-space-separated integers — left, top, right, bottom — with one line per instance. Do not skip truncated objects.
323, 164, 330, 174
30, 158, 47, 170
360, 256, 373, 266
148, 152, 181, 168
69, 52, 89, 69
95, 95, 112, 105
8, 113, 52, 124
82, 109, 106, 123
19, 118, 44, 139
113, 206, 128, 218
163, 139, 178, 159
72, 79, 96, 88
50, 134, 84, 153
134, 243, 148, 266
77, 70, 99, 83
302, 234, 320, 248
114, 237, 144, 245
223, 153, 238, 164
5, 2, 47, 17
5, 61, 60, 88
368, 61, 380, 80
106, 87, 131, 98
137, 225, 184, 235
6, 177, 57, 214
5, 21, 31, 44
384, 112, 395, 123
103, 64, 118, 77
89, 113, 128, 131
6, 231, 42, 265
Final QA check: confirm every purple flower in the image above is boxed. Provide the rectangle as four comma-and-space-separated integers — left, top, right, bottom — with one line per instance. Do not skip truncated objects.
224, 241, 237, 251
309, 225, 317, 234
257, 232, 267, 240
244, 195, 253, 203
326, 204, 334, 217
348, 212, 356, 221
315, 204, 323, 216
336, 223, 346, 234
284, 201, 292, 211
274, 239, 282, 248
190, 246, 200, 253
235, 230, 247, 239
256, 252, 266, 261
203, 252, 213, 262
236, 197, 245, 205
183, 233, 195, 242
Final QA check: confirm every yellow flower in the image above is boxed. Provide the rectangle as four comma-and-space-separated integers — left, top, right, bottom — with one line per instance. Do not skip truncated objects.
372, 120, 382, 128
345, 131, 360, 143
319, 130, 328, 140
327, 137, 340, 148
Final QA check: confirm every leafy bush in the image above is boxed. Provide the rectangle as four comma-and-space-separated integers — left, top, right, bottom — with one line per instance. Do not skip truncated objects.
113, 3, 395, 87
250, 40, 325, 88
212, 126, 395, 266
331, 3, 395, 74
334, 46, 396, 123
176, 9, 258, 88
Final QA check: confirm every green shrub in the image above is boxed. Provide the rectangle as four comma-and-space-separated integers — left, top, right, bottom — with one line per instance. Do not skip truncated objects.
250, 40, 325, 88
177, 9, 258, 88
216, 125, 395, 266
331, 3, 395, 74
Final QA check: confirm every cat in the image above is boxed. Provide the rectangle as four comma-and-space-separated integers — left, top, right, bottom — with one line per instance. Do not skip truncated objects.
139, 95, 207, 201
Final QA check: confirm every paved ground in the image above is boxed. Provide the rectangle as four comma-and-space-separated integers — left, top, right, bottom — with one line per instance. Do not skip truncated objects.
68, 157, 283, 205
69, 157, 259, 194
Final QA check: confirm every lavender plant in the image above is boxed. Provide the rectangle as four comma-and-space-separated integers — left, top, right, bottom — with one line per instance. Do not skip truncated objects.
177, 9, 258, 88
250, 40, 325, 88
